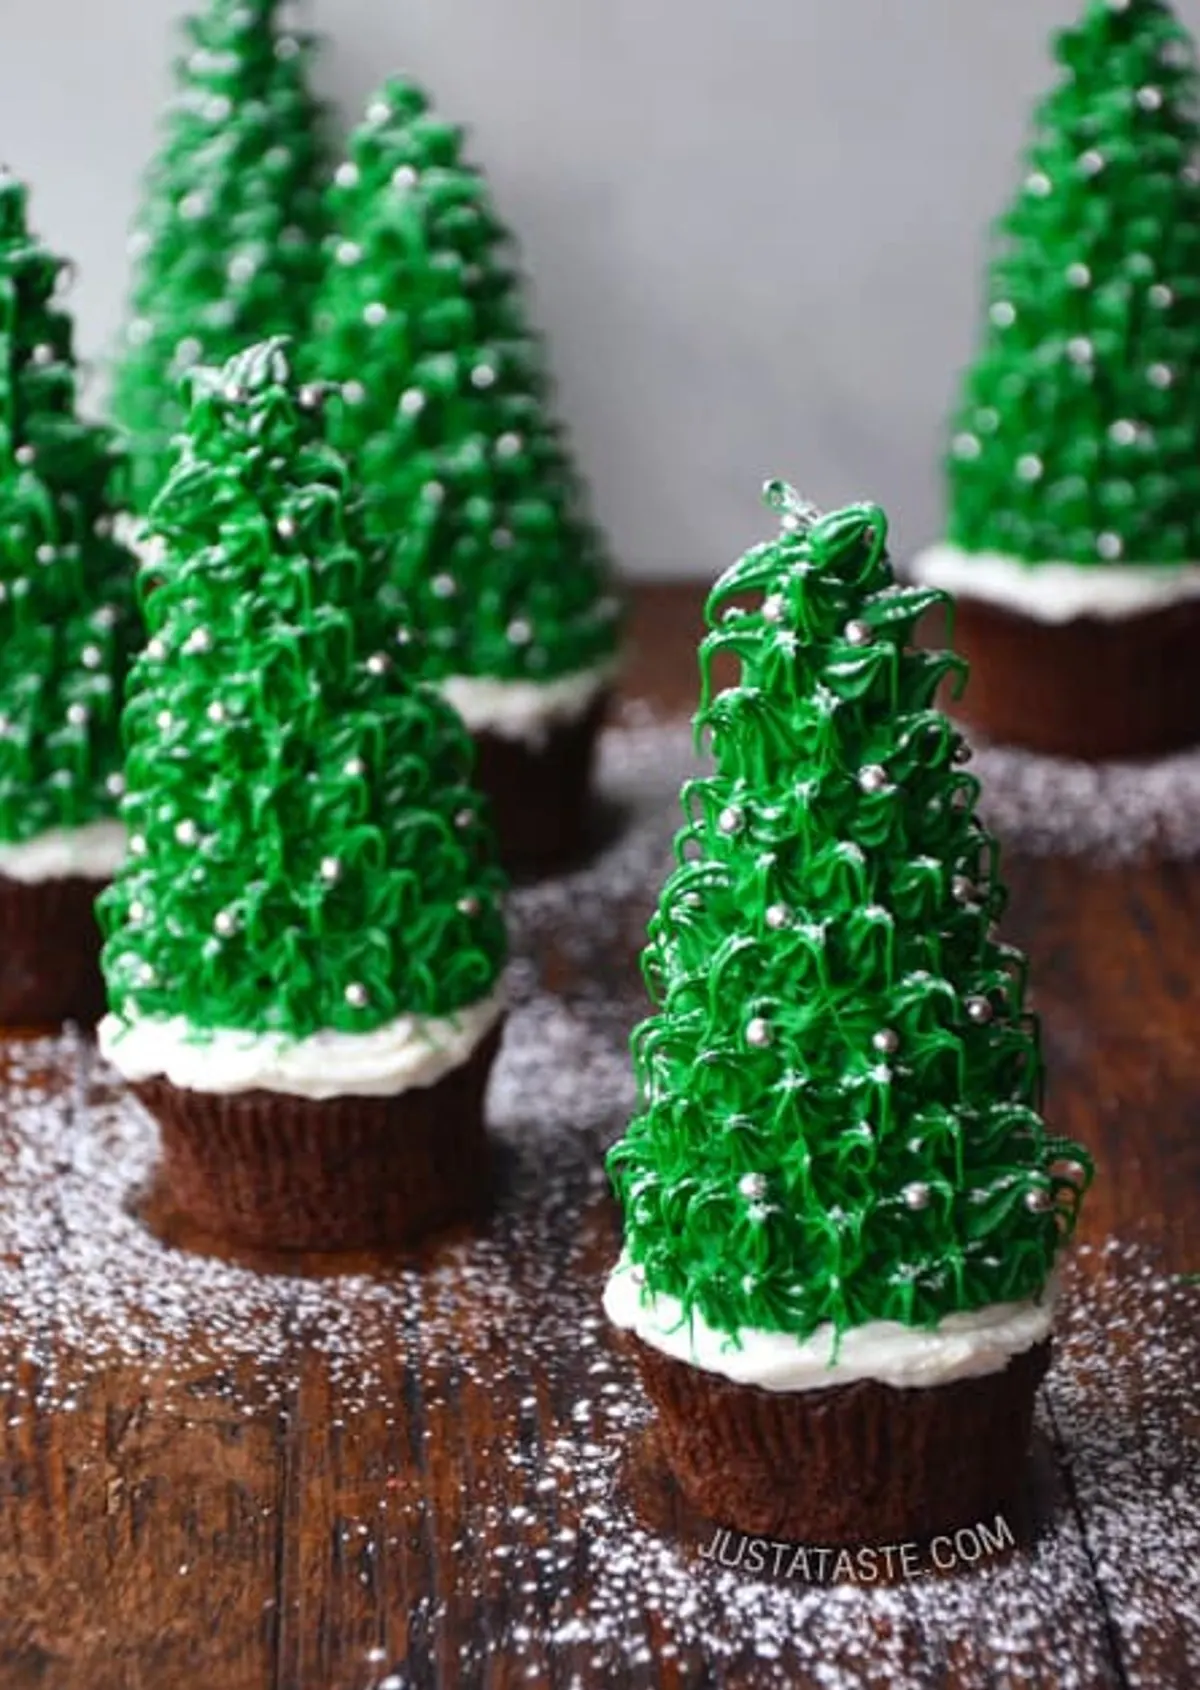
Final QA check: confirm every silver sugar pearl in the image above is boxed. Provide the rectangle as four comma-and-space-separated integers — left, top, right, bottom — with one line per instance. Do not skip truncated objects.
762, 594, 786, 624
872, 1028, 900, 1055
457, 895, 481, 917
320, 857, 342, 883
344, 757, 365, 778
363, 302, 387, 327
207, 701, 226, 723
106, 773, 125, 797
342, 380, 366, 405
507, 617, 532, 644
431, 573, 456, 599
455, 808, 475, 829
717, 805, 744, 836
952, 874, 977, 905
277, 515, 297, 538
81, 645, 103, 669
965, 995, 994, 1025
66, 703, 88, 726
844, 620, 872, 647
175, 819, 198, 845
1024, 1187, 1054, 1214
15, 445, 36, 466
471, 363, 498, 389
903, 1181, 931, 1212
366, 652, 391, 675
858, 764, 890, 794
345, 982, 369, 1008
765, 903, 791, 930
214, 909, 237, 937
399, 388, 426, 417
738, 1172, 768, 1200
745, 1016, 773, 1048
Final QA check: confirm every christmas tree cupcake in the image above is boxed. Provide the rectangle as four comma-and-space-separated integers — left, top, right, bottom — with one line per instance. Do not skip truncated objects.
0, 170, 137, 1027
310, 79, 621, 871
112, 0, 329, 516
912, 0, 1200, 759
605, 485, 1092, 1547
97, 340, 507, 1252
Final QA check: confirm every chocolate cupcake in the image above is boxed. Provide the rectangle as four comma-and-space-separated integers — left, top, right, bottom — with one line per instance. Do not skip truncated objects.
915, 0, 1200, 760
604, 487, 1092, 1554
98, 341, 508, 1252
309, 76, 622, 870
0, 172, 137, 1027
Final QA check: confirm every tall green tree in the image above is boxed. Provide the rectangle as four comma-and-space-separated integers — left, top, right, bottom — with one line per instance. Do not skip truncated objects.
0, 171, 137, 846
100, 339, 507, 1039
608, 487, 1091, 1341
112, 0, 330, 512
948, 0, 1200, 564
311, 77, 619, 689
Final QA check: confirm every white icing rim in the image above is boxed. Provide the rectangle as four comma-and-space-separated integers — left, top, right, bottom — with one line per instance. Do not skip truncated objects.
604, 1255, 1057, 1392
438, 659, 617, 749
98, 985, 505, 1101
0, 820, 126, 884
910, 542, 1200, 624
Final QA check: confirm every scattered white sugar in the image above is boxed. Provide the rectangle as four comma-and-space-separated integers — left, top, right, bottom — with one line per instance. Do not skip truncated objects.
0, 724, 1195, 1684
974, 740, 1200, 861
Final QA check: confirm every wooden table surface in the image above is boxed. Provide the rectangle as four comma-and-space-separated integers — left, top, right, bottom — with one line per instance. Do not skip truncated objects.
1, 583, 1198, 1690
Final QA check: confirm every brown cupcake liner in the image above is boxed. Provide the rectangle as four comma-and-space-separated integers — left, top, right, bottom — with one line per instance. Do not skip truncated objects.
628, 1330, 1050, 1548
471, 691, 610, 873
0, 872, 108, 1030
132, 1020, 504, 1252
942, 592, 1200, 760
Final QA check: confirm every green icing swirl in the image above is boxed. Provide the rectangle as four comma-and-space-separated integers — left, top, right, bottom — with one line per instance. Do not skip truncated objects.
607, 486, 1091, 1343
0, 172, 138, 847
99, 339, 507, 1039
948, 0, 1200, 564
112, 0, 330, 513
310, 76, 620, 686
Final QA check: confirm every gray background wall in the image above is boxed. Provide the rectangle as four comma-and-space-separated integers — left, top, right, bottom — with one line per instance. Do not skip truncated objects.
3, 0, 1197, 577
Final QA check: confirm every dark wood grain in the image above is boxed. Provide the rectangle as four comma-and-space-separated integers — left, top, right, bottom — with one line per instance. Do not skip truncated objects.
0, 584, 1197, 1690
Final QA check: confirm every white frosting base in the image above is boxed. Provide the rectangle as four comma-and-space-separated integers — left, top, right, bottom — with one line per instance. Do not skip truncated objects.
0, 820, 126, 884
910, 542, 1200, 623
439, 660, 616, 749
604, 1256, 1057, 1392
98, 987, 505, 1101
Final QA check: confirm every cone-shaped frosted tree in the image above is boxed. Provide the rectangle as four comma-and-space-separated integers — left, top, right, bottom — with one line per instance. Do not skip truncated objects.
607, 486, 1091, 1341
310, 77, 619, 687
100, 338, 506, 1039
0, 170, 137, 845
948, 0, 1200, 564
112, 0, 330, 512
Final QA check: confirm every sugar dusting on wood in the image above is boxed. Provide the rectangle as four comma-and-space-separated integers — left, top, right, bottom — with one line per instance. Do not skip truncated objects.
974, 740, 1200, 862
0, 723, 1196, 1687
